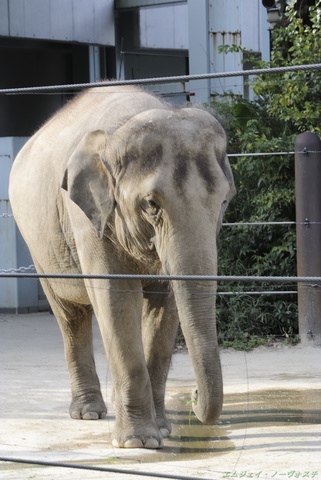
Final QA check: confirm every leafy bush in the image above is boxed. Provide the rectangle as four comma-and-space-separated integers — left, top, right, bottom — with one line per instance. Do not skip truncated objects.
214, 99, 298, 348
252, 0, 321, 135
212, 1, 321, 348
167, 1, 317, 350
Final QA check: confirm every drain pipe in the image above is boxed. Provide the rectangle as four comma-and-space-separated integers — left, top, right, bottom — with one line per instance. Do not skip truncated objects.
295, 132, 321, 347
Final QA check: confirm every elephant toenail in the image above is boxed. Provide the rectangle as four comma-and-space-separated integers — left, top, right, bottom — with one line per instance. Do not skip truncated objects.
123, 437, 144, 448
160, 428, 170, 438
144, 436, 162, 449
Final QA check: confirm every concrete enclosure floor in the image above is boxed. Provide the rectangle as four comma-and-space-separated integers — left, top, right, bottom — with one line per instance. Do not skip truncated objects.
0, 312, 320, 480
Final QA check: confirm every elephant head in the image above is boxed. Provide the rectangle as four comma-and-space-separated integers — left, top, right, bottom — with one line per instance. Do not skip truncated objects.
62, 106, 235, 424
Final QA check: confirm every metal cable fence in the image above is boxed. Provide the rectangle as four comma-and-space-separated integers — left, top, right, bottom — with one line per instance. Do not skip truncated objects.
0, 148, 311, 293
0, 456, 207, 480
1, 62, 321, 95
1, 62, 321, 476
1, 139, 303, 297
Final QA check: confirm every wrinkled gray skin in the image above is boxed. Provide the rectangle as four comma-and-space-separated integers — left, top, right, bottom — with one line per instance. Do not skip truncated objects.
9, 85, 235, 449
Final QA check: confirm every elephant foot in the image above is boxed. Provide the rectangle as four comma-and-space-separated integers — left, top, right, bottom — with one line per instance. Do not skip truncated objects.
69, 393, 107, 420
112, 422, 163, 449
112, 436, 162, 449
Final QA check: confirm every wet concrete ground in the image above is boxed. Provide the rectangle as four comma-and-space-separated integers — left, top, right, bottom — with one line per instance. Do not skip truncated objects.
0, 313, 320, 479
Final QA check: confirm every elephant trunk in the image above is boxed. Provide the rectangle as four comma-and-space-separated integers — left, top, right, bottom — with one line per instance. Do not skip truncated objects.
172, 279, 223, 423
155, 213, 224, 423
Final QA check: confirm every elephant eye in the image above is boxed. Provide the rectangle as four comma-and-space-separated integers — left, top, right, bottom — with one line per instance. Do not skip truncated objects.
142, 199, 160, 217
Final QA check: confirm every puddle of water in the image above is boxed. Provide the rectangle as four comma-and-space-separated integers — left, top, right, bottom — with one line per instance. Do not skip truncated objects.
107, 388, 321, 464
222, 389, 321, 428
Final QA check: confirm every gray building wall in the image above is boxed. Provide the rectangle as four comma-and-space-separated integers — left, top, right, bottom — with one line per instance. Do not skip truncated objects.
209, 0, 270, 99
0, 0, 115, 46
188, 0, 270, 103
118, 0, 270, 103
0, 0, 116, 312
139, 3, 188, 49
0, 137, 40, 313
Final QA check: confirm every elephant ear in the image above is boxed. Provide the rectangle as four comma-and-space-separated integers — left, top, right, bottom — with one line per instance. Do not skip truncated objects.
61, 130, 115, 240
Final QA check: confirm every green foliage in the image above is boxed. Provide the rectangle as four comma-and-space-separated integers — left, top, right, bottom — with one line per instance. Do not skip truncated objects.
213, 96, 299, 347
252, 0, 321, 134
221, 334, 266, 352
211, 0, 321, 349
173, 2, 321, 351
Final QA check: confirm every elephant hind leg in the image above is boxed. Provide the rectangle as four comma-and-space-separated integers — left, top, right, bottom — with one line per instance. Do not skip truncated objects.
142, 281, 179, 437
39, 275, 107, 420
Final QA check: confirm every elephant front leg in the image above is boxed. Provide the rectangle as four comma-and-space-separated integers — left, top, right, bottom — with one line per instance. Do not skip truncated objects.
142, 281, 179, 438
90, 279, 164, 449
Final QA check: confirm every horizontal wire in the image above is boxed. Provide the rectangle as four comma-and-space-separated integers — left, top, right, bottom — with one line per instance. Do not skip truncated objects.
223, 221, 321, 225
228, 150, 321, 157
227, 151, 295, 157
1, 63, 321, 95
217, 290, 297, 296
1, 65, 320, 97
0, 456, 206, 480
0, 152, 300, 160
0, 272, 318, 283
20, 277, 298, 297
5, 270, 295, 296
2, 214, 320, 226
3, 79, 320, 96
0, 215, 318, 226
222, 221, 295, 226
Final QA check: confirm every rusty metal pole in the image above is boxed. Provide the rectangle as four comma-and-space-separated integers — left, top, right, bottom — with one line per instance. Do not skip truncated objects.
295, 132, 321, 346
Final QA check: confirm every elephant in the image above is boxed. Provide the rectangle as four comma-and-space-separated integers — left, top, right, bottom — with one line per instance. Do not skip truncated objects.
9, 84, 235, 449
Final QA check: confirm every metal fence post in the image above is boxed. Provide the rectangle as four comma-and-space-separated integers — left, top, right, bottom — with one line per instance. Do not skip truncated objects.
295, 132, 321, 346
